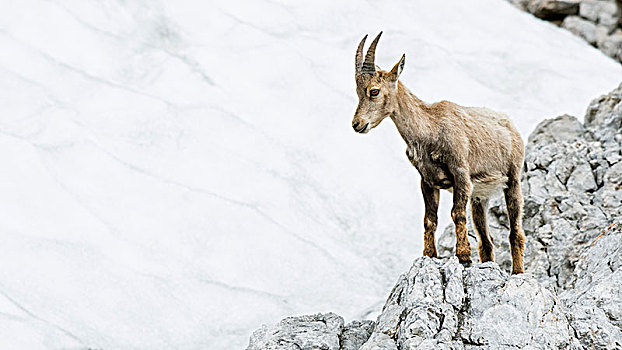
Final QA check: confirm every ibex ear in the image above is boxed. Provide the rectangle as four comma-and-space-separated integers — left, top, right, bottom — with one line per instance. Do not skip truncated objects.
389, 54, 405, 82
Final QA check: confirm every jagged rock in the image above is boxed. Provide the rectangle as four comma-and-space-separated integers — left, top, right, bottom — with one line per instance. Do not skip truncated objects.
358, 333, 397, 350
341, 320, 375, 350
525, 113, 584, 144
247, 312, 345, 350
563, 15, 598, 43
247, 313, 375, 350
561, 223, 622, 349
595, 24, 612, 44
508, 0, 531, 11
579, 0, 619, 32
598, 31, 622, 60
585, 75, 622, 133
361, 258, 580, 349
247, 259, 582, 350
525, 0, 581, 19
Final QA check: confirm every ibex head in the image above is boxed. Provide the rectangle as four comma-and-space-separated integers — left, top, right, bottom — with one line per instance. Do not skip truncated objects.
352, 32, 405, 133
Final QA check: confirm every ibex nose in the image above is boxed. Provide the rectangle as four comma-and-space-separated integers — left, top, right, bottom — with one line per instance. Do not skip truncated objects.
352, 121, 360, 129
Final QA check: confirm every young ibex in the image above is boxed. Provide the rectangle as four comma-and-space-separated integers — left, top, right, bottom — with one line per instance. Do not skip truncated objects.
352, 32, 525, 274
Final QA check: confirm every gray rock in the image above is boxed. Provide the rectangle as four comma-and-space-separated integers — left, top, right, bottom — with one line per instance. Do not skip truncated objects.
247, 259, 584, 350
247, 312, 345, 350
598, 31, 622, 59
341, 320, 375, 350
563, 15, 598, 43
247, 313, 375, 350
595, 24, 612, 45
561, 223, 622, 349
358, 332, 396, 350
579, 0, 619, 32
567, 160, 597, 191
527, 114, 584, 145
585, 80, 622, 133
360, 258, 579, 349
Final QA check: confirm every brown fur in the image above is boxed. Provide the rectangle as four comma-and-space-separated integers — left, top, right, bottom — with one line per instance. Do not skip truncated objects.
352, 33, 525, 274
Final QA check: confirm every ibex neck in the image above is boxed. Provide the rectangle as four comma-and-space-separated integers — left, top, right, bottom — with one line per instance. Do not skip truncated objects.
390, 81, 432, 146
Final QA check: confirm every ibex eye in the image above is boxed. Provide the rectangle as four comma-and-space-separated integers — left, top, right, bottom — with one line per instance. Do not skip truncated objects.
370, 89, 380, 97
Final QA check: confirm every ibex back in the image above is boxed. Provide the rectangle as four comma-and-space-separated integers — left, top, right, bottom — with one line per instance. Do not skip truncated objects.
351, 32, 525, 274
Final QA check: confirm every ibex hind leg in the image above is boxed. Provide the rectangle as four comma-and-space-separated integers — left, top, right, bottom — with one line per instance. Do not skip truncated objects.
504, 176, 525, 274
471, 197, 495, 263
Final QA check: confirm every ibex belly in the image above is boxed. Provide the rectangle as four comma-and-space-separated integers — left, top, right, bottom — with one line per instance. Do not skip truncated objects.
407, 146, 507, 197
471, 175, 507, 198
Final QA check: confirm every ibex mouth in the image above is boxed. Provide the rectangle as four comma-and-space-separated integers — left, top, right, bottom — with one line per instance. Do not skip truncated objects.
355, 122, 369, 133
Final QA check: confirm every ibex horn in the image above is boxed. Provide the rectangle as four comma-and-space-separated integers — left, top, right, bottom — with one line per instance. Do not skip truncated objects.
355, 34, 368, 74
362, 31, 382, 75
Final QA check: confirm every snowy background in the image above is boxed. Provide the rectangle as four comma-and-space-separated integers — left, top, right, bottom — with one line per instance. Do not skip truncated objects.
1, 0, 621, 349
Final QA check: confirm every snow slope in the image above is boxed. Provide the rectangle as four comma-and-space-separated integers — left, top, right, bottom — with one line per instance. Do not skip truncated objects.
0, 0, 620, 349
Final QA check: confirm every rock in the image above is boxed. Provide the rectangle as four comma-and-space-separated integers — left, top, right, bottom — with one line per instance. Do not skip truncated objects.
526, 114, 584, 145
341, 320, 375, 350
563, 15, 598, 43
508, 0, 531, 10
508, 0, 622, 62
358, 333, 397, 350
246, 313, 375, 350
595, 24, 612, 44
597, 31, 622, 59
579, 0, 619, 32
561, 223, 622, 349
567, 160, 598, 191
248, 259, 584, 350
360, 258, 580, 349
585, 79, 622, 132
526, 0, 581, 19
247, 312, 346, 350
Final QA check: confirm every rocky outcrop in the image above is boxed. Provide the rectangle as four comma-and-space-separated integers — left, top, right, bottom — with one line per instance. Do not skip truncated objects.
362, 258, 580, 350
562, 222, 622, 349
247, 85, 622, 349
509, 0, 622, 63
247, 313, 374, 350
248, 258, 582, 350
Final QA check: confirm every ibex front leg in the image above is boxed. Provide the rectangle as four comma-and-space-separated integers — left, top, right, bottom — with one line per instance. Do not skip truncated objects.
421, 180, 439, 258
451, 168, 472, 265
504, 172, 525, 274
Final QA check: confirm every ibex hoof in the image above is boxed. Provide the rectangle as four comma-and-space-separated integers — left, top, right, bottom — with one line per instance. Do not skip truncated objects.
423, 248, 438, 258
457, 255, 472, 267
478, 253, 495, 263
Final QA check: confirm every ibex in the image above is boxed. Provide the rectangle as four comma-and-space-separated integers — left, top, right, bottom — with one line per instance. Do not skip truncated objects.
352, 33, 525, 274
